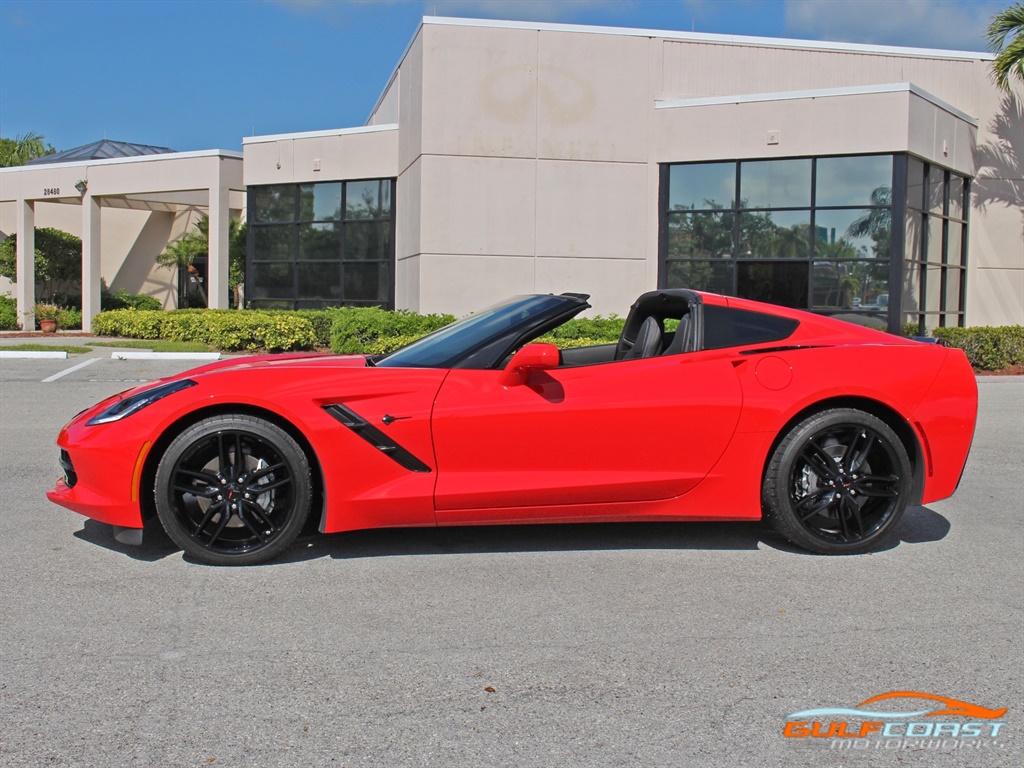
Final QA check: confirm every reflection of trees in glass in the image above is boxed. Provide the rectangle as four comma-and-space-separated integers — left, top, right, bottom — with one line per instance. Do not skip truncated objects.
345, 222, 390, 261
253, 186, 295, 222
667, 202, 733, 259
739, 212, 809, 258
814, 259, 890, 309
299, 184, 342, 221
668, 260, 712, 289
816, 238, 860, 259
846, 186, 891, 258
347, 187, 379, 221
299, 223, 341, 261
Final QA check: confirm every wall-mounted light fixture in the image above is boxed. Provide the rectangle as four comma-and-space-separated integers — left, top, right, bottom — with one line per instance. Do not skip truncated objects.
74, 179, 88, 194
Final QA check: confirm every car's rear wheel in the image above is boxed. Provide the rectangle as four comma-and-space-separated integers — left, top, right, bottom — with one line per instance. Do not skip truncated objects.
762, 409, 911, 554
154, 414, 311, 566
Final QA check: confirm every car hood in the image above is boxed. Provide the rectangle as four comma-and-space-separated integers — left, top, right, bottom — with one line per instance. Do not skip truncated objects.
182, 352, 370, 379
103, 353, 371, 403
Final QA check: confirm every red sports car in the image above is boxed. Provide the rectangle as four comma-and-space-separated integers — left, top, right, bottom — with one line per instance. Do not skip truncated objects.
48, 290, 977, 565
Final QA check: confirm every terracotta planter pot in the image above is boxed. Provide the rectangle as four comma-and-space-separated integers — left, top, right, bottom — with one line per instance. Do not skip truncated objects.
40, 319, 58, 334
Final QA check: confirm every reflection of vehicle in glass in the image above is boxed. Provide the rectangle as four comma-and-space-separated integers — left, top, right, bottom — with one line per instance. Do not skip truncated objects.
48, 290, 977, 565
863, 293, 888, 309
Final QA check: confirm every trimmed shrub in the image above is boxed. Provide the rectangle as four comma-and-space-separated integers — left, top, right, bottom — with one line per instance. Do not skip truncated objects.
931, 326, 1024, 371
535, 336, 616, 349
102, 288, 162, 312
55, 307, 82, 330
363, 334, 425, 355
545, 315, 624, 342
92, 310, 167, 339
91, 309, 317, 352
0, 295, 18, 330
292, 310, 338, 348
329, 307, 454, 354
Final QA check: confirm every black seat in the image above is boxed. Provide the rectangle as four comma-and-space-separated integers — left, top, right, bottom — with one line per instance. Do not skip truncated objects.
662, 313, 692, 355
620, 316, 662, 360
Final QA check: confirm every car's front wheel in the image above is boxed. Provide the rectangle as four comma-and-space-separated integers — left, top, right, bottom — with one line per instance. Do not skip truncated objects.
762, 408, 912, 554
154, 414, 311, 566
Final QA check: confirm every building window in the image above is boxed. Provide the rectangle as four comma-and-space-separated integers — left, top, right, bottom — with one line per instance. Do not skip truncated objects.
246, 178, 395, 309
662, 155, 897, 331
903, 158, 968, 332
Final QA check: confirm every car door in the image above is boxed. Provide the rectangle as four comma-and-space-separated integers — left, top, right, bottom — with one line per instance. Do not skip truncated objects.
430, 351, 744, 523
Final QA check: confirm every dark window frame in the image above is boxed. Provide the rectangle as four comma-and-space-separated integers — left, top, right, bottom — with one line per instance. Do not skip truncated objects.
660, 153, 970, 335
902, 158, 970, 334
246, 178, 396, 310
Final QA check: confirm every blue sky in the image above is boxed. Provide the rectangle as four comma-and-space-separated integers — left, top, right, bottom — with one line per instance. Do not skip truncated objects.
0, 0, 1002, 154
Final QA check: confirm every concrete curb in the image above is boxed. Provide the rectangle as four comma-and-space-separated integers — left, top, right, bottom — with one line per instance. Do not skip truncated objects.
110, 351, 221, 361
0, 350, 69, 359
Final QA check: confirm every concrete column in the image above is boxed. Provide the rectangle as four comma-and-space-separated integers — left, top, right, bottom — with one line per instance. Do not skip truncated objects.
207, 161, 230, 309
81, 194, 102, 332
15, 198, 35, 330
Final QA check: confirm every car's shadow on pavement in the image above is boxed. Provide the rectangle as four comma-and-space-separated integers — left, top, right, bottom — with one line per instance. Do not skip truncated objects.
74, 505, 951, 565
75, 519, 180, 562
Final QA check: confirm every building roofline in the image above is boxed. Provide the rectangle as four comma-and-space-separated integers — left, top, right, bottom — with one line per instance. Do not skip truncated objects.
0, 148, 242, 173
655, 82, 979, 126
243, 124, 398, 146
365, 15, 992, 127
423, 16, 993, 61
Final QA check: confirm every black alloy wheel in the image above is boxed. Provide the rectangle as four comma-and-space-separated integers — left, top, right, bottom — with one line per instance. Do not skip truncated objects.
155, 414, 311, 566
762, 408, 912, 554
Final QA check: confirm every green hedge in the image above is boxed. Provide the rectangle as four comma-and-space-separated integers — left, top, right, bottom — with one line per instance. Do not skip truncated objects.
0, 295, 17, 330
0, 296, 81, 330
931, 326, 1024, 371
92, 309, 317, 352
55, 307, 82, 330
329, 307, 455, 354
545, 315, 624, 341
102, 288, 162, 311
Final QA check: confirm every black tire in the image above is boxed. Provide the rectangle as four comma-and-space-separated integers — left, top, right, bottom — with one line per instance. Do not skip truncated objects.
763, 408, 911, 554
154, 414, 311, 566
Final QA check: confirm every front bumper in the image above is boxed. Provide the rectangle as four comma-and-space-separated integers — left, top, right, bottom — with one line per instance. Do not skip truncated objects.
46, 415, 154, 530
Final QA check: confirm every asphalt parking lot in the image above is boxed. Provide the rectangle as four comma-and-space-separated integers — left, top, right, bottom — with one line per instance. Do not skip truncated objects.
1, 348, 1021, 767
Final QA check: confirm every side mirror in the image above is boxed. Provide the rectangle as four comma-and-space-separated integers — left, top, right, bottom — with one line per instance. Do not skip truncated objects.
499, 343, 560, 386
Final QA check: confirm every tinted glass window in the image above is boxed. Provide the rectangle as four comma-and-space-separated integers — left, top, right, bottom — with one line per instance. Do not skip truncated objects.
662, 154, 902, 328
703, 305, 799, 350
815, 155, 893, 207
737, 260, 808, 309
669, 162, 734, 210
739, 159, 811, 208
248, 179, 395, 309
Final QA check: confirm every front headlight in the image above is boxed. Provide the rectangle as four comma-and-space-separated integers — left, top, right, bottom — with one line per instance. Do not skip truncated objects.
86, 379, 197, 426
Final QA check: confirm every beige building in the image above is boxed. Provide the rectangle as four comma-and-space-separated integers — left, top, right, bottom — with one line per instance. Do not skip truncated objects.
0, 143, 244, 330
3, 17, 1023, 333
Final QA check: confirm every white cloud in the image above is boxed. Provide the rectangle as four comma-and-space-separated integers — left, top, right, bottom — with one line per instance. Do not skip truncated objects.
784, 0, 1000, 52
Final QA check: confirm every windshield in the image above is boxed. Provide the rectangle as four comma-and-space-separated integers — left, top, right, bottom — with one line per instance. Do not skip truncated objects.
375, 295, 576, 369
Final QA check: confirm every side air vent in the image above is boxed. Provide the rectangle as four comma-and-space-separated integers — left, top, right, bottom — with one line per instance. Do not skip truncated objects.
323, 404, 432, 473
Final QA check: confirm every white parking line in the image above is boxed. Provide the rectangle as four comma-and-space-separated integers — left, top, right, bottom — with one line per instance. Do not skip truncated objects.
41, 356, 101, 383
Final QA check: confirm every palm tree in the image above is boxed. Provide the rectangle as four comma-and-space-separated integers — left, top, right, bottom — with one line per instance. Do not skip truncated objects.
988, 3, 1024, 91
847, 186, 892, 258
0, 132, 55, 167
156, 214, 248, 307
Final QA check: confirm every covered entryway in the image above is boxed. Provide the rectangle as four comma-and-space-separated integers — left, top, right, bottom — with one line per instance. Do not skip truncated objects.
0, 141, 244, 331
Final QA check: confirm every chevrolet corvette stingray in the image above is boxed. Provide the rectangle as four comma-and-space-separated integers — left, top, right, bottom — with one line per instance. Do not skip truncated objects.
48, 290, 977, 565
